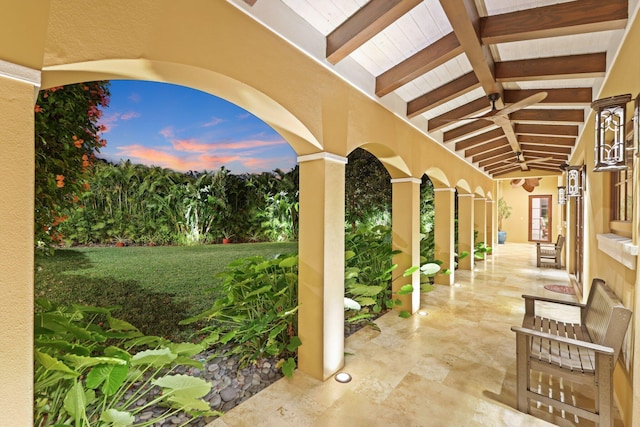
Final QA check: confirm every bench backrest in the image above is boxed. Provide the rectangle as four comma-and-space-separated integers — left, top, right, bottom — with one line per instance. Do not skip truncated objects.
583, 278, 632, 361
555, 235, 565, 250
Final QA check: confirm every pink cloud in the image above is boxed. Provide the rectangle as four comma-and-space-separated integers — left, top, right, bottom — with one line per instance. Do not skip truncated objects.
202, 117, 225, 127
159, 127, 175, 138
128, 93, 141, 103
170, 139, 216, 153
121, 111, 141, 120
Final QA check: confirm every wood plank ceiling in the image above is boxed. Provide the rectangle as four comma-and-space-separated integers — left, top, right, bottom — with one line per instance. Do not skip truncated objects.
241, 0, 630, 177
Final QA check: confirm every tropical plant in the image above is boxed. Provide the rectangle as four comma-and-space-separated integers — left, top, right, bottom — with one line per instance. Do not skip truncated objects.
34, 299, 218, 426
498, 197, 512, 230
181, 253, 301, 377
35, 82, 111, 251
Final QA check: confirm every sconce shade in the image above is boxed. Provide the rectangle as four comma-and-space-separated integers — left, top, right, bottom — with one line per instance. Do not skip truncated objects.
591, 94, 631, 171
557, 186, 566, 205
566, 166, 583, 197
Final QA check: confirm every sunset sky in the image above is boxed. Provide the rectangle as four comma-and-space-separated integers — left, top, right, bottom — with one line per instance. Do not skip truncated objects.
98, 80, 297, 174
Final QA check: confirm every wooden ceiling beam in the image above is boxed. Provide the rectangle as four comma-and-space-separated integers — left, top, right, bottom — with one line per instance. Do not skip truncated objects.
514, 123, 579, 137
511, 109, 584, 124
472, 145, 512, 163
427, 97, 490, 133
376, 32, 463, 97
518, 135, 576, 146
443, 120, 493, 143
504, 88, 592, 106
496, 53, 606, 82
479, 151, 515, 168
485, 162, 520, 174
439, 0, 501, 97
454, 127, 504, 151
409, 72, 480, 119
520, 144, 572, 155
480, 0, 628, 45
464, 137, 509, 157
326, 0, 422, 64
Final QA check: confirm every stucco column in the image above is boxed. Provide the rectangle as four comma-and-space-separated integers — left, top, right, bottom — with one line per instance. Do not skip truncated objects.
474, 198, 487, 261
434, 188, 455, 285
297, 152, 346, 380
457, 193, 474, 270
391, 177, 421, 313
0, 60, 39, 424
486, 199, 495, 252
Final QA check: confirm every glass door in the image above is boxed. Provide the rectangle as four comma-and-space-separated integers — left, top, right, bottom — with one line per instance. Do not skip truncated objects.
529, 195, 552, 242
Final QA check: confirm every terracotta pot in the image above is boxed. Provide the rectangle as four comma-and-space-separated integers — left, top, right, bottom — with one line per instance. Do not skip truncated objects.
115, 242, 125, 247
222, 238, 231, 244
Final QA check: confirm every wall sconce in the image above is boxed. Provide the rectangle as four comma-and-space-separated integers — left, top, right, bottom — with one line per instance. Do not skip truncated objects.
566, 166, 583, 197
557, 186, 566, 205
591, 94, 632, 171
635, 94, 639, 157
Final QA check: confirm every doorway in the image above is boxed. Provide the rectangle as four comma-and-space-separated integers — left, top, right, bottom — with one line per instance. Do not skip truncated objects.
529, 195, 552, 243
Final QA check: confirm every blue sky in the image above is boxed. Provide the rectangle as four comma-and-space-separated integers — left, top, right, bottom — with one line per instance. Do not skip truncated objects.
98, 80, 297, 174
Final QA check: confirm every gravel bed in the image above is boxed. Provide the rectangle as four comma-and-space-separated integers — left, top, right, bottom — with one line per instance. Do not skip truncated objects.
138, 319, 380, 426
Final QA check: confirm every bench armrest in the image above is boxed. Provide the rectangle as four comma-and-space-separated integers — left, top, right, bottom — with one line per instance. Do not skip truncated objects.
511, 326, 615, 355
522, 294, 584, 318
522, 294, 584, 308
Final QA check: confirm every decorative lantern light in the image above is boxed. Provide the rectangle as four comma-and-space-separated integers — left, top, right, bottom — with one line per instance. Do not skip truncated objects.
557, 186, 566, 205
566, 166, 583, 197
591, 94, 632, 171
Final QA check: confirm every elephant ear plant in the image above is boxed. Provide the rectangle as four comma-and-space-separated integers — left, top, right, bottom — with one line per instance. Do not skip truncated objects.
181, 253, 302, 378
34, 299, 219, 427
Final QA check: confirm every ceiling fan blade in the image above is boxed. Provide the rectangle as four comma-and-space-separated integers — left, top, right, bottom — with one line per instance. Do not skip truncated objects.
494, 91, 548, 117
522, 156, 554, 166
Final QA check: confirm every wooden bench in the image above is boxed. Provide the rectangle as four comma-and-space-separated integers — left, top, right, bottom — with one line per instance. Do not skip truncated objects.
536, 234, 564, 268
511, 278, 631, 426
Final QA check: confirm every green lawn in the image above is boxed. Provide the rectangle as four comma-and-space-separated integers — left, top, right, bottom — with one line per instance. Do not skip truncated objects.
35, 242, 298, 340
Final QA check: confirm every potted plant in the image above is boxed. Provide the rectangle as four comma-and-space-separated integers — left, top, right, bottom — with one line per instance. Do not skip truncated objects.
498, 197, 512, 244
221, 229, 234, 244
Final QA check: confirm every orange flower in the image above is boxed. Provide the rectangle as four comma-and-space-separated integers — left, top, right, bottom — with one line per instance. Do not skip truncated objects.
82, 182, 90, 191
34, 105, 43, 113
74, 140, 83, 148
82, 154, 88, 160
72, 195, 79, 203
55, 174, 65, 188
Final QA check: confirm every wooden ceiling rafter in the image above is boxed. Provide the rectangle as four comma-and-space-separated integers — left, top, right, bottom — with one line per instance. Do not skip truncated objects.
479, 0, 628, 44
472, 145, 513, 163
443, 120, 494, 143
504, 88, 592, 106
454, 127, 505, 151
511, 109, 584, 123
326, 0, 423, 64
520, 144, 572, 155
427, 97, 491, 133
517, 135, 576, 146
376, 32, 463, 97
495, 52, 607, 82
514, 123, 579, 138
464, 137, 509, 157
479, 151, 516, 168
409, 72, 480, 119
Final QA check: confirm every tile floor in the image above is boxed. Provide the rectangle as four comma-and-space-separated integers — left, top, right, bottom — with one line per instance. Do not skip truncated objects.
206, 243, 623, 427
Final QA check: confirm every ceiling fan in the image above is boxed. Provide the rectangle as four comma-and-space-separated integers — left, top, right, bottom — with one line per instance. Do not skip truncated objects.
450, 91, 548, 123
502, 152, 554, 166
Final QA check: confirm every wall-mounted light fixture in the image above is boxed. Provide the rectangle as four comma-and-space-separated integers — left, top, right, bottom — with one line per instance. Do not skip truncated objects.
591, 94, 632, 171
566, 166, 583, 197
557, 186, 566, 205
635, 94, 640, 157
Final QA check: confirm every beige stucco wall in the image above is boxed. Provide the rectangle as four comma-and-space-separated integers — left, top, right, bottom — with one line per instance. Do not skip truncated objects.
498, 177, 563, 244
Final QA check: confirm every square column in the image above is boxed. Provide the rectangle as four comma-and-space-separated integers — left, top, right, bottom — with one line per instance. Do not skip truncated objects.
391, 177, 421, 313
434, 188, 455, 285
297, 153, 346, 380
0, 62, 39, 424
474, 198, 487, 261
457, 194, 474, 270
486, 200, 495, 253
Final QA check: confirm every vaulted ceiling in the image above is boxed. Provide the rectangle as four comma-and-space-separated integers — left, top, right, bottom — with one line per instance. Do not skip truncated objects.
235, 0, 634, 177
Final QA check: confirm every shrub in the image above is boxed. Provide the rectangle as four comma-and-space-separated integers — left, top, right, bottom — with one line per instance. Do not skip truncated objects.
34, 299, 218, 426
181, 254, 301, 377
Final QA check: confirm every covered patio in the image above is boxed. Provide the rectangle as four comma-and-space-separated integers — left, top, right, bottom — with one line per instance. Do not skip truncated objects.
209, 243, 619, 427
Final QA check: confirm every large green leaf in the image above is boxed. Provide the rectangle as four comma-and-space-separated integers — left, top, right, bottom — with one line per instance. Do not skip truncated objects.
167, 342, 205, 357
35, 351, 78, 376
107, 316, 139, 332
86, 364, 128, 396
278, 256, 298, 268
99, 409, 135, 427
286, 336, 302, 352
167, 395, 210, 411
354, 296, 376, 306
398, 284, 414, 295
130, 348, 177, 367
420, 263, 441, 275
152, 374, 211, 399
63, 381, 94, 421
244, 285, 272, 298
349, 284, 384, 296
281, 358, 296, 378
62, 354, 127, 370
